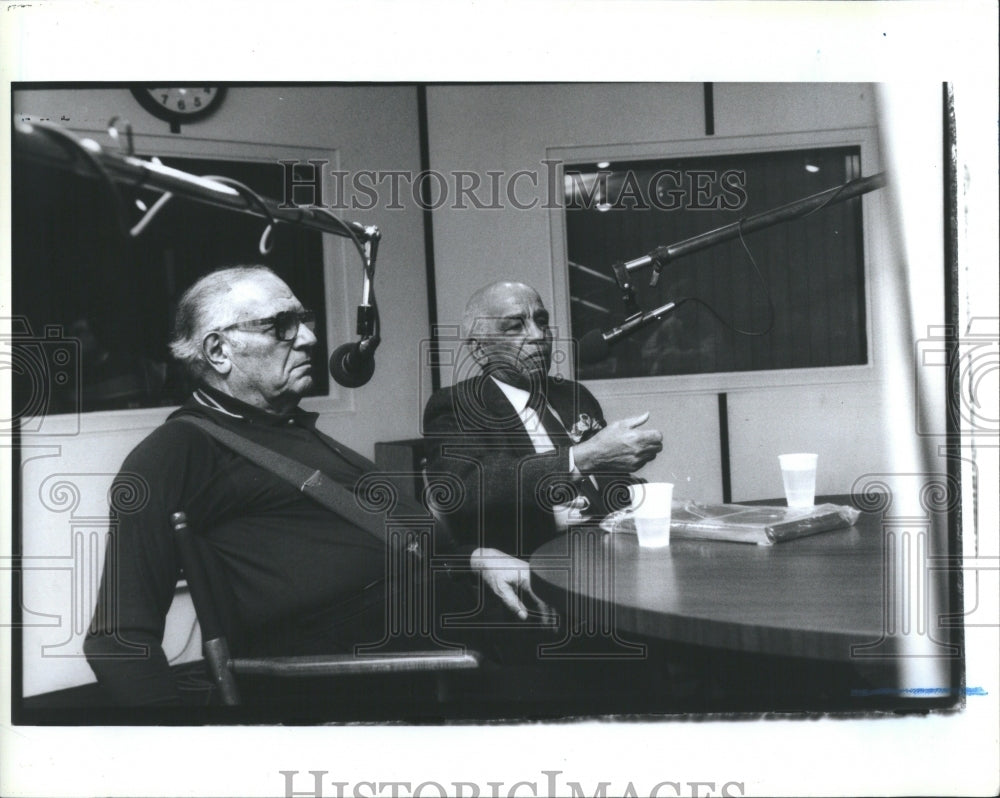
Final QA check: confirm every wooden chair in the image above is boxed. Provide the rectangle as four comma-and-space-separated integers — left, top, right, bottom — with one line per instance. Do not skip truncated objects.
170, 511, 480, 706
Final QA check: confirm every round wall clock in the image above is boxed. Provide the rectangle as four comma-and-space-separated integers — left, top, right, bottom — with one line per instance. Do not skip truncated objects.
131, 87, 227, 129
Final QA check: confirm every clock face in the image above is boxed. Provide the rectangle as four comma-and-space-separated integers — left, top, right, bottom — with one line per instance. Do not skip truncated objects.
131, 87, 226, 124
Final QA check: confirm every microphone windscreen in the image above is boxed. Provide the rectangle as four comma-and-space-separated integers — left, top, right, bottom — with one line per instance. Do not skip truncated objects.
329, 342, 376, 388
578, 329, 610, 364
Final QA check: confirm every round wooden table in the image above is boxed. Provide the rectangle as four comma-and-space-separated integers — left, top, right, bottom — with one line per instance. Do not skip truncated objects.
529, 497, 903, 663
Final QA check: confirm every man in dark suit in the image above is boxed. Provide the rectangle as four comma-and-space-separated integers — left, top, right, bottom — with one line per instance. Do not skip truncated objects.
423, 280, 663, 621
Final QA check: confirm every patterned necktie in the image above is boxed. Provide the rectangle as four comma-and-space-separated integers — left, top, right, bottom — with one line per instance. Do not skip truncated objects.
527, 391, 604, 516
527, 391, 572, 448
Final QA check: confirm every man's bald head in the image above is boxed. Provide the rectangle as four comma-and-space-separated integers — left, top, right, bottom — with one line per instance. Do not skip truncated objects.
462, 280, 552, 387
462, 281, 542, 341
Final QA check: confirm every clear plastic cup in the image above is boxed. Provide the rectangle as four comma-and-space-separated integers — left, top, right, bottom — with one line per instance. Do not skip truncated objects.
628, 482, 674, 547
779, 453, 818, 508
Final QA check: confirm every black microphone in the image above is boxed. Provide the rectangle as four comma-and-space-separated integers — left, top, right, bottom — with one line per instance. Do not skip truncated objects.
329, 338, 377, 387
578, 301, 677, 364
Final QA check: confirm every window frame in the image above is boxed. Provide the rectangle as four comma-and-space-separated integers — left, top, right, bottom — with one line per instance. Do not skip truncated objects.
15, 129, 356, 436
548, 126, 886, 396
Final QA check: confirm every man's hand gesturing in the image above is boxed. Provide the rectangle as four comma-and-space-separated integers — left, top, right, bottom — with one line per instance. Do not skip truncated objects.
572, 411, 663, 474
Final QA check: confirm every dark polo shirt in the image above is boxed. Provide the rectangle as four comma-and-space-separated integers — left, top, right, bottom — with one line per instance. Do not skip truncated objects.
84, 386, 387, 705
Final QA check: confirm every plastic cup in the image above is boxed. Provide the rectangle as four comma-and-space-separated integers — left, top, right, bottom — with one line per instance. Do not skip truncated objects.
552, 496, 591, 529
628, 482, 674, 548
779, 453, 818, 508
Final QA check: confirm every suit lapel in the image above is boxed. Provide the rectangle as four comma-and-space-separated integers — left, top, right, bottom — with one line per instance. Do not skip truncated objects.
545, 377, 582, 438
475, 374, 615, 516
465, 374, 594, 449
472, 376, 537, 449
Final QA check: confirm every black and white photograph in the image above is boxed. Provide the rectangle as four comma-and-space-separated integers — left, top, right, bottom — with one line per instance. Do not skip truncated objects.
2, 3, 998, 797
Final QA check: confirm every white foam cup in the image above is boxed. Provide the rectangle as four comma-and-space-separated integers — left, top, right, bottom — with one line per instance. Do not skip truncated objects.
778, 453, 818, 508
628, 482, 674, 548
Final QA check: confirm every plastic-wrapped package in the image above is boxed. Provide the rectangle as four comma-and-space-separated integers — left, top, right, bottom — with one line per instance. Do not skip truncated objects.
602, 502, 861, 545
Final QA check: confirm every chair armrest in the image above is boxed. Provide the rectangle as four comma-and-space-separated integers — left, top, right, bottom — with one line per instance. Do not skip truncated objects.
230, 650, 481, 677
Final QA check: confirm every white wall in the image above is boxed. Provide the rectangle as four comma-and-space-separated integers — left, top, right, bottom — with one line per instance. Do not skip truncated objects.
424, 83, 936, 506
14, 86, 431, 695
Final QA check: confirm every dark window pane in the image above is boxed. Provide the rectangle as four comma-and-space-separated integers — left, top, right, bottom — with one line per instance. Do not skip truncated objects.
566, 146, 867, 379
12, 154, 328, 414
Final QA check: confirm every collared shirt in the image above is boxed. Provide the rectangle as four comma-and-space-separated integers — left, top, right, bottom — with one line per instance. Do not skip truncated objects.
490, 377, 560, 452
190, 386, 365, 485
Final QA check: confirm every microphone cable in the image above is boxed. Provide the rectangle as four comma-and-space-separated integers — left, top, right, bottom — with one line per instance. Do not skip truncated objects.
667, 178, 856, 337
672, 217, 776, 337
314, 207, 380, 346
28, 120, 133, 239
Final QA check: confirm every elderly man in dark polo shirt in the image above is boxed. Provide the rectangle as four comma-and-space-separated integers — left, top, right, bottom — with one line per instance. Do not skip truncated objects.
84, 265, 509, 706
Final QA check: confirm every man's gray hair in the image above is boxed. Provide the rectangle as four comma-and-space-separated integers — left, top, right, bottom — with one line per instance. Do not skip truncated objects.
169, 265, 277, 377
461, 280, 532, 342
460, 285, 490, 343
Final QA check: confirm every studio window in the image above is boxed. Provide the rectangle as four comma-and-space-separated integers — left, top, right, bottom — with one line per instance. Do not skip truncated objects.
11, 153, 329, 415
565, 145, 867, 380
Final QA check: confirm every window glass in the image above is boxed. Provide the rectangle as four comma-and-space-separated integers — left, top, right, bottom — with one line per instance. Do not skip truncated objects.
565, 146, 866, 379
11, 154, 329, 414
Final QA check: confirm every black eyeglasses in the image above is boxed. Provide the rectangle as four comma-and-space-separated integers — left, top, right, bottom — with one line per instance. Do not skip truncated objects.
218, 310, 316, 342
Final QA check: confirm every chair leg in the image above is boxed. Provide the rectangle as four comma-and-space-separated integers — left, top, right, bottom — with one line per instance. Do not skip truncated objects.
203, 637, 241, 705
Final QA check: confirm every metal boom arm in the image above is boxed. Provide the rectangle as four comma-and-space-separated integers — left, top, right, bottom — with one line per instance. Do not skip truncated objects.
620, 172, 887, 285
13, 119, 378, 243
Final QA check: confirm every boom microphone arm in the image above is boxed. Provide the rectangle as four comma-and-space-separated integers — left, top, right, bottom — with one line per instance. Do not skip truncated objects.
619, 172, 887, 288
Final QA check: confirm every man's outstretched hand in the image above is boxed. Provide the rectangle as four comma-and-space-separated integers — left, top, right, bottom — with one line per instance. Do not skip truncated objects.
572, 411, 663, 474
470, 547, 557, 625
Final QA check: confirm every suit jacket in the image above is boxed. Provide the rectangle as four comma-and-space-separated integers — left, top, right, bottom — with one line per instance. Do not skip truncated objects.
423, 374, 629, 558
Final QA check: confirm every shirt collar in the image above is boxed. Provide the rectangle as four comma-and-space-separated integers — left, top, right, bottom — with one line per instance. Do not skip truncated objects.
193, 384, 319, 429
489, 375, 574, 433
489, 376, 533, 415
